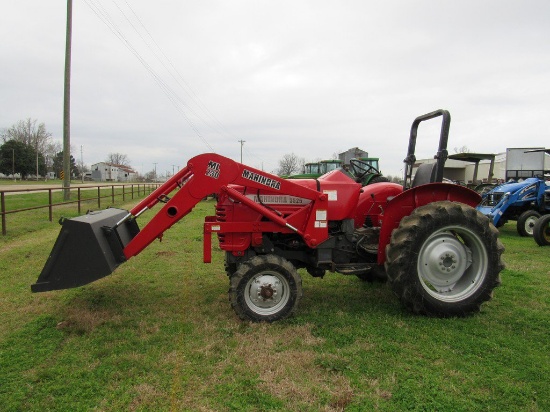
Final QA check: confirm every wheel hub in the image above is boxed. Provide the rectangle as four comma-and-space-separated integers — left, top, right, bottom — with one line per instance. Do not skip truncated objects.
525, 216, 538, 234
248, 274, 284, 309
260, 284, 274, 299
419, 232, 473, 292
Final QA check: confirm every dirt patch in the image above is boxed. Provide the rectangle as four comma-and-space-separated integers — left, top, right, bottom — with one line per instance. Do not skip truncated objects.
156, 251, 177, 257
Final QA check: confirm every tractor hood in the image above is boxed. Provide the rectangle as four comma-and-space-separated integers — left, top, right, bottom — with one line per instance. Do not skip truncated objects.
489, 177, 540, 194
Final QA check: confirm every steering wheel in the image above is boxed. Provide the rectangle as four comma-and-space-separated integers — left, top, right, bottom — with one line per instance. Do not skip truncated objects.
349, 159, 379, 180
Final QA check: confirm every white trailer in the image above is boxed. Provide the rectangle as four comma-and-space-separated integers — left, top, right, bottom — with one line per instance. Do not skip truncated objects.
505, 147, 549, 180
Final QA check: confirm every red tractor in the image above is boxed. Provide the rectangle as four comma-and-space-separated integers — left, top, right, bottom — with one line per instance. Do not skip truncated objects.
33, 110, 504, 322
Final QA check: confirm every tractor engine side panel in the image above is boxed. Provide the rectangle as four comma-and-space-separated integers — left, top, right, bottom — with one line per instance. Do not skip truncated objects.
215, 188, 310, 253
316, 170, 362, 220
354, 182, 404, 228
213, 171, 363, 264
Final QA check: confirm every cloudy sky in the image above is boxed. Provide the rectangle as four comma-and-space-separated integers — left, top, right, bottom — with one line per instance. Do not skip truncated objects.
1, 0, 549, 177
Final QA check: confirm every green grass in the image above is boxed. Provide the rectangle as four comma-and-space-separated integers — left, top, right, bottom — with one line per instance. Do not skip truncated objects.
0, 179, 65, 186
1, 199, 549, 411
1, 183, 155, 238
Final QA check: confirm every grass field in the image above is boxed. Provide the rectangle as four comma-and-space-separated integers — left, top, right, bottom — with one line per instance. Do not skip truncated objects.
1, 196, 549, 411
0, 183, 156, 237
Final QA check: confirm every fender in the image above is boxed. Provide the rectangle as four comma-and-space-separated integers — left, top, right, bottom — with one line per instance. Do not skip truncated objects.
377, 183, 481, 264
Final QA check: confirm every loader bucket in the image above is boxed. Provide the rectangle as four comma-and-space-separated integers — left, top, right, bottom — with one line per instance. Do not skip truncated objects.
32, 208, 139, 292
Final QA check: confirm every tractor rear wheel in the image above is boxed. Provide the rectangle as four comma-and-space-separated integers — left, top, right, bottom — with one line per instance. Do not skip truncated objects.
517, 210, 541, 237
533, 214, 550, 246
385, 201, 504, 317
229, 254, 302, 322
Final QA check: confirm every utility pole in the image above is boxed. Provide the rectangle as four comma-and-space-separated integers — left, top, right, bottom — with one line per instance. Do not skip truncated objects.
35, 131, 39, 181
12, 149, 15, 181
80, 145, 84, 182
63, 0, 72, 200
153, 163, 158, 182
238, 140, 245, 163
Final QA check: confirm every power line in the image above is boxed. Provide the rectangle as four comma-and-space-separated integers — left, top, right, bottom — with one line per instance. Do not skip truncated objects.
84, 0, 214, 151
84, 1, 268, 166
121, 0, 230, 139
118, 2, 268, 167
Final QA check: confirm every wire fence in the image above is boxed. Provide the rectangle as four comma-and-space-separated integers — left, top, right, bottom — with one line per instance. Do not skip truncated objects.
0, 183, 160, 236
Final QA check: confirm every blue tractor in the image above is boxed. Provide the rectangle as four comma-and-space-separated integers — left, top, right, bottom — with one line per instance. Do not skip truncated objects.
476, 177, 550, 236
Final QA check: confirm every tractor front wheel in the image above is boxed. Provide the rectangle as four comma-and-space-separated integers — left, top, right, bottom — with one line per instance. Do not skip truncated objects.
533, 214, 550, 246
517, 210, 541, 237
385, 201, 504, 317
229, 255, 302, 322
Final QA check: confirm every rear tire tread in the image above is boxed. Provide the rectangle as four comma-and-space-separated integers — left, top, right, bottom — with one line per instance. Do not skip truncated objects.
533, 214, 550, 246
385, 201, 504, 317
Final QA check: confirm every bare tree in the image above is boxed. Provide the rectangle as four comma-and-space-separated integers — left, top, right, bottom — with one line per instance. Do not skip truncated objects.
76, 159, 89, 174
144, 169, 156, 181
1, 118, 56, 179
1, 118, 53, 155
386, 175, 404, 184
106, 152, 131, 166
44, 141, 62, 170
454, 145, 473, 154
277, 153, 304, 176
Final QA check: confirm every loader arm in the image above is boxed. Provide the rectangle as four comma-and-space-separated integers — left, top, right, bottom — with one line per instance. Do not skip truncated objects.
123, 153, 329, 259
32, 153, 329, 292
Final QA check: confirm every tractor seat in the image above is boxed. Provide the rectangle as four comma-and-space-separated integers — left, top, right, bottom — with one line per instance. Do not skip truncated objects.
412, 163, 437, 187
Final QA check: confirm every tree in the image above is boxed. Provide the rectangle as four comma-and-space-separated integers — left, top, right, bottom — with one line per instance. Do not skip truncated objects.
0, 140, 45, 179
52, 151, 78, 178
44, 141, 62, 170
385, 175, 404, 184
76, 158, 89, 176
277, 153, 305, 176
1, 119, 58, 178
144, 169, 156, 182
106, 152, 131, 166
1, 118, 53, 156
454, 145, 473, 154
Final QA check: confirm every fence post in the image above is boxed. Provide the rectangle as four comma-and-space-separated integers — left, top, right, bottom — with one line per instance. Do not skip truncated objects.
48, 189, 53, 222
123, 185, 125, 202
0, 183, 157, 236
111, 186, 115, 204
78, 187, 81, 214
1, 192, 6, 236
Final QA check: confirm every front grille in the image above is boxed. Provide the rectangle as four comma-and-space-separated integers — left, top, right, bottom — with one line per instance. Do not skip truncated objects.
484, 192, 504, 207
215, 206, 227, 245
216, 206, 227, 222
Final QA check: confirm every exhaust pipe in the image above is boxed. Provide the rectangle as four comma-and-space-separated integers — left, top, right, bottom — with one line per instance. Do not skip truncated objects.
32, 208, 139, 292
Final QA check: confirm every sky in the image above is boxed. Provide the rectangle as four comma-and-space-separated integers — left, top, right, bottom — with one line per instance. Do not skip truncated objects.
1, 0, 549, 178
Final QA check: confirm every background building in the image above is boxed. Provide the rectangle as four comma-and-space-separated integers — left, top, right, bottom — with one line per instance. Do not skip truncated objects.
90, 162, 137, 182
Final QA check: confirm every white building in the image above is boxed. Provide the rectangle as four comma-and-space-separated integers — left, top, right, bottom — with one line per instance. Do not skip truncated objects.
90, 162, 138, 182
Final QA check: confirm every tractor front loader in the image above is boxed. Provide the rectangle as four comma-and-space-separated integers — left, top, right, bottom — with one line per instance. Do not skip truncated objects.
33, 110, 504, 322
